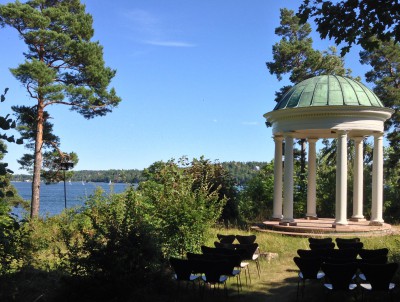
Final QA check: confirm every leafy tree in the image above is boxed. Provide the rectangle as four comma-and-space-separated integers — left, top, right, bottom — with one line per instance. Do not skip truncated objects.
139, 158, 225, 257
359, 38, 400, 170
59, 188, 162, 283
188, 156, 238, 224
266, 8, 355, 199
13, 105, 79, 184
298, 0, 400, 56
0, 0, 121, 218
237, 162, 274, 224
0, 88, 27, 274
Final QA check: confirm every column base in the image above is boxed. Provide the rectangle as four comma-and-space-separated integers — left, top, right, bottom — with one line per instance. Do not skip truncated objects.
349, 217, 366, 222
332, 220, 349, 227
369, 220, 384, 226
271, 215, 283, 221
305, 215, 318, 220
279, 221, 297, 226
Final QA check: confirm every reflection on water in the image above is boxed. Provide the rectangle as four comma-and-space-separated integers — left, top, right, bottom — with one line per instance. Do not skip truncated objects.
11, 181, 131, 217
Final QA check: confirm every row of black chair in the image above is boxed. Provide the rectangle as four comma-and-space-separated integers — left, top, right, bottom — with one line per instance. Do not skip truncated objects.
213, 241, 261, 281
297, 247, 389, 264
217, 233, 257, 244
170, 255, 232, 298
308, 237, 364, 250
294, 246, 398, 301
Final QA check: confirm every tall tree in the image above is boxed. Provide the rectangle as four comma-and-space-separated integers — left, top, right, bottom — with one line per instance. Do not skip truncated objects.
266, 8, 353, 186
297, 1, 400, 171
298, 0, 400, 56
359, 38, 400, 168
0, 0, 121, 217
13, 105, 79, 184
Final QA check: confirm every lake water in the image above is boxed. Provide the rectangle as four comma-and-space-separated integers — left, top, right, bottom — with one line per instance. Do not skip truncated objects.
11, 181, 131, 217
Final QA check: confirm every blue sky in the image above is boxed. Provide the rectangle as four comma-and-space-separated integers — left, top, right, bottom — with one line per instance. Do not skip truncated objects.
0, 0, 372, 173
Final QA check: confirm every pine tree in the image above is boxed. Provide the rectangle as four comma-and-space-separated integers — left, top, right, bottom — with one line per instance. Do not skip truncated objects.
0, 0, 121, 217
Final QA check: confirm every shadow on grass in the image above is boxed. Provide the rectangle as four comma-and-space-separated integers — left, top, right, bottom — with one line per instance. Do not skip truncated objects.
1, 265, 400, 302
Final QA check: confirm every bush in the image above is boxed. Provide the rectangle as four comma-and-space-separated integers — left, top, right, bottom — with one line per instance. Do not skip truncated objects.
58, 187, 162, 282
139, 158, 225, 258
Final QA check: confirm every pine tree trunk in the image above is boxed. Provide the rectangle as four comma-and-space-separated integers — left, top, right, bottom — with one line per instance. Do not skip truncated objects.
30, 101, 44, 218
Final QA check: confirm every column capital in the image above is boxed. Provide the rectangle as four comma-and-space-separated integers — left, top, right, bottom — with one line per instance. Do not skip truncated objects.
336, 130, 349, 136
373, 131, 384, 138
273, 135, 284, 142
283, 132, 295, 139
307, 137, 318, 143
352, 136, 364, 143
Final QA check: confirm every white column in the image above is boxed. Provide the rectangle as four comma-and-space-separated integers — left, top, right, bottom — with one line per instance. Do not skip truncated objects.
282, 134, 294, 223
334, 131, 348, 225
272, 136, 283, 220
351, 137, 365, 221
306, 138, 318, 219
370, 133, 384, 225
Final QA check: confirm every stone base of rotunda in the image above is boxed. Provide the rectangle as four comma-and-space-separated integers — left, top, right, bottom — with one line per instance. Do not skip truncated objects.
349, 217, 367, 222
369, 221, 384, 226
305, 215, 318, 220
279, 221, 297, 226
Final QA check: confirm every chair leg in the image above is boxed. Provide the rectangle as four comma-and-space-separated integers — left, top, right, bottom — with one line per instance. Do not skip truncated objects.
255, 258, 261, 278
296, 279, 300, 302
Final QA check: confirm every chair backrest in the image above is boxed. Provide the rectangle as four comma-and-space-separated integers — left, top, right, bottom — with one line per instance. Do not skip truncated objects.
358, 255, 388, 265
327, 248, 358, 260
217, 234, 236, 244
309, 242, 335, 250
170, 257, 193, 281
358, 248, 389, 259
236, 243, 258, 260
308, 237, 332, 244
214, 241, 236, 250
236, 234, 257, 244
297, 249, 320, 258
212, 253, 241, 272
201, 259, 229, 284
187, 253, 212, 275
336, 241, 363, 250
321, 262, 358, 290
335, 237, 360, 244
293, 256, 322, 280
201, 245, 216, 255
359, 263, 398, 291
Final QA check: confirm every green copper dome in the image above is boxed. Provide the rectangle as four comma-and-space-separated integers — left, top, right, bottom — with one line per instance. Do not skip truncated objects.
274, 75, 384, 110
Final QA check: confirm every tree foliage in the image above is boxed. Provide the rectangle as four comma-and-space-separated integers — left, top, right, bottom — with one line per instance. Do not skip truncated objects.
298, 0, 400, 56
266, 8, 353, 101
13, 105, 79, 184
0, 0, 121, 217
139, 157, 225, 257
238, 162, 274, 224
359, 38, 400, 169
266, 8, 356, 193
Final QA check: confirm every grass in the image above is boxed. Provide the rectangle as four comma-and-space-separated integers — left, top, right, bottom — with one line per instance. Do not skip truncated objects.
1, 227, 400, 301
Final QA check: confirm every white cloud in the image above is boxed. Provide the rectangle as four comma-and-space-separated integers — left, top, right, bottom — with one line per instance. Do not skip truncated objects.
122, 9, 195, 48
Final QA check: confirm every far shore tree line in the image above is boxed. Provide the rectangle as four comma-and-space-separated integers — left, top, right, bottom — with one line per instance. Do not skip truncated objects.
11, 161, 267, 184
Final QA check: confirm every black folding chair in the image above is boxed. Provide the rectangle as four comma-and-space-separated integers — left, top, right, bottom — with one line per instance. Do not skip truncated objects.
359, 262, 398, 302
293, 256, 325, 301
321, 262, 358, 301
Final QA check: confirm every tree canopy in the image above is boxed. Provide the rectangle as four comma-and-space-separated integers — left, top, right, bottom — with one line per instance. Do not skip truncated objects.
298, 0, 400, 56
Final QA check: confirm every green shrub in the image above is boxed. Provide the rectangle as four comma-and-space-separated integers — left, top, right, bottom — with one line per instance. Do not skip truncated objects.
58, 187, 162, 282
139, 158, 225, 258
